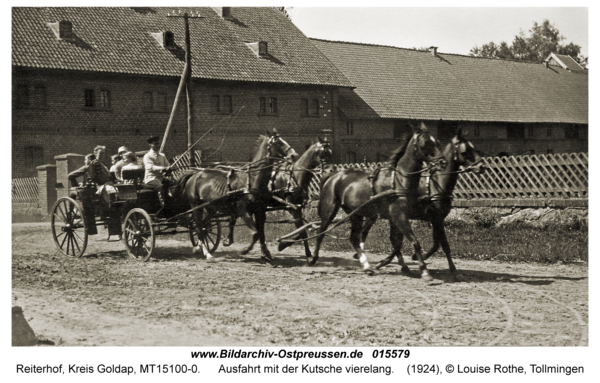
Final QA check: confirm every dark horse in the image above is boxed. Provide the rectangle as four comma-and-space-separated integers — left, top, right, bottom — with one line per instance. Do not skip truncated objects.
220, 137, 333, 260
312, 127, 447, 281
374, 129, 486, 281
172, 129, 297, 262
272, 137, 333, 259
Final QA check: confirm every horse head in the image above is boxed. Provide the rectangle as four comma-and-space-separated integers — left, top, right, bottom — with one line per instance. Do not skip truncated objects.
305, 136, 332, 169
411, 128, 447, 172
451, 129, 486, 174
265, 128, 297, 163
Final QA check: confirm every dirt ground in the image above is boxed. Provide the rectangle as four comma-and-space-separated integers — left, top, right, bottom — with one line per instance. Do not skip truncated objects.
12, 222, 588, 347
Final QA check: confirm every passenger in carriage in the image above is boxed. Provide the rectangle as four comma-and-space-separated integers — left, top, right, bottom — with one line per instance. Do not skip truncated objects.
121, 152, 142, 185
109, 154, 120, 182
68, 153, 95, 187
111, 146, 131, 182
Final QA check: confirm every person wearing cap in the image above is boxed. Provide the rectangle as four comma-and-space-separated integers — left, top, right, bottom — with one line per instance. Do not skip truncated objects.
143, 136, 171, 187
111, 146, 131, 182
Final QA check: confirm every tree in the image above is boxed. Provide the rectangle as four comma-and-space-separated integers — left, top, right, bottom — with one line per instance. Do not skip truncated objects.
470, 19, 587, 68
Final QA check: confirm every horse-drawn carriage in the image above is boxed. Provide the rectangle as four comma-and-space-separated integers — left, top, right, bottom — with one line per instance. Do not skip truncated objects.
50, 166, 221, 262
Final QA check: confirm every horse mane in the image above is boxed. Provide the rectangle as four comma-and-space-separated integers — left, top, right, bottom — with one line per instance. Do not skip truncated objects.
385, 133, 412, 167
169, 170, 197, 198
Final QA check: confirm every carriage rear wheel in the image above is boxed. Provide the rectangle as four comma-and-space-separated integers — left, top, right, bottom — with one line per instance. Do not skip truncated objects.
189, 216, 221, 254
51, 197, 88, 258
123, 208, 155, 262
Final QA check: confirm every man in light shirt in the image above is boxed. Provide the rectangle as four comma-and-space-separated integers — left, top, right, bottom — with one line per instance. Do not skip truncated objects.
143, 136, 172, 217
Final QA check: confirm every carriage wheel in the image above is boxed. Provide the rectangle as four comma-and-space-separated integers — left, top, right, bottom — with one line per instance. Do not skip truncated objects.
189, 217, 221, 254
51, 197, 88, 258
123, 208, 155, 262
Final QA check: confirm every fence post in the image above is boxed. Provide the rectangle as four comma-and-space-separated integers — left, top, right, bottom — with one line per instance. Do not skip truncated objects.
54, 153, 85, 200
36, 164, 57, 216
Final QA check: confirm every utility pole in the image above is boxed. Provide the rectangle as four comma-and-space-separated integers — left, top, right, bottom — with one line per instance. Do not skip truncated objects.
167, 10, 204, 167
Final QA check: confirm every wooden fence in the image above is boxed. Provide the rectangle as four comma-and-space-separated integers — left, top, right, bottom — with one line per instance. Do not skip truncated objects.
307, 152, 588, 201
12, 177, 39, 204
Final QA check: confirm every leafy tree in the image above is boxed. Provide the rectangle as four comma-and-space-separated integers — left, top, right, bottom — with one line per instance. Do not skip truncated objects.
470, 19, 587, 68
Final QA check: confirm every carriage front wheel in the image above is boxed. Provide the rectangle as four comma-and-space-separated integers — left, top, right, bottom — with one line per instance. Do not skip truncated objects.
51, 197, 88, 258
123, 208, 155, 262
189, 217, 221, 255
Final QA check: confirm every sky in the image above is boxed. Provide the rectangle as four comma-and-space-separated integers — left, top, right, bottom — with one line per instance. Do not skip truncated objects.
286, 7, 589, 58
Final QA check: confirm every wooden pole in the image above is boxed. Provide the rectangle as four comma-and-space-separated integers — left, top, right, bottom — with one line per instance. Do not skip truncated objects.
184, 13, 196, 167
160, 63, 188, 154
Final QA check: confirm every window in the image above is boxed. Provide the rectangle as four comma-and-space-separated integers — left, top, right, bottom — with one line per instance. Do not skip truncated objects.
269, 97, 277, 113
474, 125, 480, 137
156, 92, 167, 111
564, 125, 579, 140
15, 83, 29, 108
347, 120, 354, 135
100, 90, 111, 108
33, 83, 47, 107
211, 95, 232, 114
165, 31, 175, 49
84, 89, 95, 107
346, 151, 356, 163
546, 127, 552, 137
301, 98, 319, 116
507, 123, 525, 139
25, 146, 43, 168
259, 97, 277, 115
438, 121, 457, 140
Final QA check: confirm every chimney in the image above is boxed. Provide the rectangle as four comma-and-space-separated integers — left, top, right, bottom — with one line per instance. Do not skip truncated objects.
429, 46, 438, 57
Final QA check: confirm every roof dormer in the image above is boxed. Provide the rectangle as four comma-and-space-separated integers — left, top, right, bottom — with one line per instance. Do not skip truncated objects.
245, 41, 269, 57
544, 53, 585, 71
48, 20, 75, 41
150, 31, 176, 50
212, 7, 233, 20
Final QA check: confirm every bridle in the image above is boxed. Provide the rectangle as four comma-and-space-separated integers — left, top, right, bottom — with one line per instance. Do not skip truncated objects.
266, 134, 295, 162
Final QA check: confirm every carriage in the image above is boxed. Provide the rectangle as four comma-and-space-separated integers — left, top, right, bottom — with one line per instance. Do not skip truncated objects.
50, 167, 221, 262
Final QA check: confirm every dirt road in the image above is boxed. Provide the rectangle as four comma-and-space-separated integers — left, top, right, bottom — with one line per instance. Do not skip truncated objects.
12, 223, 588, 346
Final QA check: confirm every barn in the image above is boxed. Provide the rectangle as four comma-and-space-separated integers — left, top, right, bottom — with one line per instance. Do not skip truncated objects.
310, 39, 588, 163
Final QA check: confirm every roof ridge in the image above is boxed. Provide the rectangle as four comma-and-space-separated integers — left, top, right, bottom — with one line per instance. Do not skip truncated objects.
309, 37, 563, 66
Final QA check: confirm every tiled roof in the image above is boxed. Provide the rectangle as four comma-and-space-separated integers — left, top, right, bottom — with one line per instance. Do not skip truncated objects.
12, 7, 354, 88
311, 39, 588, 124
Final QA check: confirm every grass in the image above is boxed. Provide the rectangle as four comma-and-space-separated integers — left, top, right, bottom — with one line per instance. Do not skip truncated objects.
227, 209, 588, 264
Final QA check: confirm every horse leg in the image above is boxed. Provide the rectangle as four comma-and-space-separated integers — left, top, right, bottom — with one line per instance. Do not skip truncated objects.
353, 214, 377, 259
390, 202, 433, 282
278, 208, 312, 258
310, 197, 339, 266
254, 208, 272, 262
375, 220, 409, 272
223, 215, 236, 247
349, 215, 374, 274
192, 207, 215, 262
434, 221, 464, 281
238, 202, 258, 256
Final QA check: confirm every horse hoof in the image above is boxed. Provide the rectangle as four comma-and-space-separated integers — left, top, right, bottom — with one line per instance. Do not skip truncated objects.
363, 268, 375, 276
307, 257, 317, 266
192, 246, 203, 255
240, 248, 250, 256
353, 253, 359, 260
223, 239, 233, 247
277, 242, 288, 252
206, 256, 216, 263
421, 272, 434, 282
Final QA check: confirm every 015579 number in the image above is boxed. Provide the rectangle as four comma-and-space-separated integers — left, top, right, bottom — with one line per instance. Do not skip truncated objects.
372, 349, 410, 358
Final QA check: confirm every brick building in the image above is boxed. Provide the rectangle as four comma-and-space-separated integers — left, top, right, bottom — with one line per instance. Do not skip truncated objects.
310, 39, 588, 162
12, 7, 354, 178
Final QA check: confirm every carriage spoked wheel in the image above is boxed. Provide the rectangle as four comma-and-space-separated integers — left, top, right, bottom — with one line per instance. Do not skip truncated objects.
51, 197, 88, 258
189, 215, 221, 255
123, 208, 155, 262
